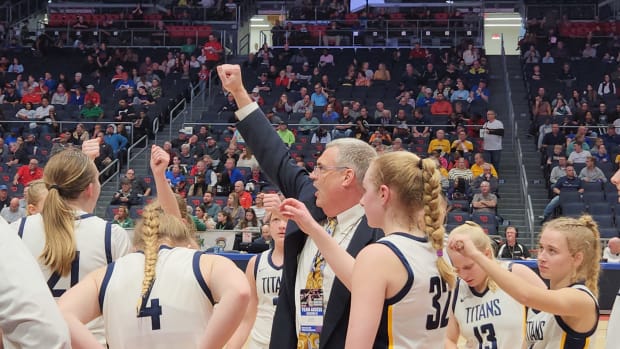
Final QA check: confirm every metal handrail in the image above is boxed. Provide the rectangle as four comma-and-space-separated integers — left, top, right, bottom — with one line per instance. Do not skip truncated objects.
183, 121, 490, 129
263, 19, 482, 48
188, 81, 202, 119
0, 0, 46, 26
239, 32, 250, 56
1, 119, 133, 133
168, 98, 187, 140
99, 158, 120, 189
501, 33, 535, 245
41, 26, 235, 48
527, 192, 535, 247
126, 134, 148, 170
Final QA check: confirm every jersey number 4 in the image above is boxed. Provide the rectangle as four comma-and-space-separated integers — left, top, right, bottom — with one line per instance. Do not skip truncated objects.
47, 251, 80, 297
426, 276, 451, 330
138, 298, 163, 330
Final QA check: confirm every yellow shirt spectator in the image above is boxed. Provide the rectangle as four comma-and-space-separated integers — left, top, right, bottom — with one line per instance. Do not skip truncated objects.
427, 138, 451, 154
451, 139, 474, 153
471, 163, 498, 178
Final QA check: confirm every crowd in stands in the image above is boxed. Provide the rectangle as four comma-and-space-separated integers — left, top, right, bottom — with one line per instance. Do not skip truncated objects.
134, 33, 507, 241
521, 12, 620, 237
0, 43, 201, 228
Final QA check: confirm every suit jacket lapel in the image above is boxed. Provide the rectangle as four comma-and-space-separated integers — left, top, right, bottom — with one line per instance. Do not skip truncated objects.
319, 216, 378, 347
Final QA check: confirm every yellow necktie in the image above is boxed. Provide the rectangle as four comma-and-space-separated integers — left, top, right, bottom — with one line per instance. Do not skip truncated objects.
297, 218, 337, 349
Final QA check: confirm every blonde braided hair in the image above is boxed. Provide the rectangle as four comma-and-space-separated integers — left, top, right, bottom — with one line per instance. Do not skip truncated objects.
371, 152, 455, 289
136, 203, 161, 314
420, 157, 456, 289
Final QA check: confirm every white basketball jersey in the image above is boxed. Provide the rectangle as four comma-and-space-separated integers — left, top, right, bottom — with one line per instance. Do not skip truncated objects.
452, 262, 527, 349
375, 233, 452, 348
101, 247, 214, 349
606, 290, 620, 349
525, 284, 598, 349
248, 249, 282, 349
11, 212, 131, 344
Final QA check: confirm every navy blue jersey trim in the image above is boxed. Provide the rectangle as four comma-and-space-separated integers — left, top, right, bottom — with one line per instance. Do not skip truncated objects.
193, 251, 215, 305
554, 286, 599, 338
17, 217, 27, 238
104, 222, 112, 264
253, 253, 262, 280
379, 240, 414, 305
451, 279, 461, 312
391, 231, 428, 243
267, 249, 283, 270
99, 262, 116, 312
469, 285, 490, 298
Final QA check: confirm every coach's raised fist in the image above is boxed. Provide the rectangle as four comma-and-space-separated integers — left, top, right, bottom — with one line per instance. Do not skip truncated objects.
217, 64, 245, 95
150, 145, 169, 175
82, 138, 100, 161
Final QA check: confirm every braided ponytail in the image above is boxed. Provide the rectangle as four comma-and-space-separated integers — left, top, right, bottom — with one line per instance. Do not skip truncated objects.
136, 204, 161, 314
420, 157, 456, 289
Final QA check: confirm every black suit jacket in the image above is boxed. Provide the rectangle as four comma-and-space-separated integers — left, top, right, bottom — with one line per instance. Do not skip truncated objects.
237, 107, 383, 349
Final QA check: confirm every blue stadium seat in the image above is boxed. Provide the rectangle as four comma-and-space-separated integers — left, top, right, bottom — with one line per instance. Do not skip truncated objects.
447, 211, 469, 225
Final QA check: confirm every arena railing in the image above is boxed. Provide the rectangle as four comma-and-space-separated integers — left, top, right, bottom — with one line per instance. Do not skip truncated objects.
263, 18, 483, 49
168, 97, 187, 141
501, 33, 536, 248
99, 158, 120, 189
1, 120, 134, 141
46, 2, 240, 25
0, 0, 46, 27
41, 26, 233, 50
126, 134, 148, 171
45, 2, 242, 50
525, 2, 598, 22
182, 121, 491, 133
188, 79, 203, 118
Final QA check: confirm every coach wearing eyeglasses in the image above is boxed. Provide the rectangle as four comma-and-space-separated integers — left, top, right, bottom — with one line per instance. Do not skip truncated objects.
218, 64, 383, 349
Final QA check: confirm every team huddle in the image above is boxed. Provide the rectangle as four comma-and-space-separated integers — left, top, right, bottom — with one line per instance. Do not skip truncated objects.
0, 64, 619, 349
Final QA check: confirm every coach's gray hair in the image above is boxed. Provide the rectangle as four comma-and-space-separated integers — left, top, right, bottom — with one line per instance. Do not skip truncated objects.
327, 138, 377, 185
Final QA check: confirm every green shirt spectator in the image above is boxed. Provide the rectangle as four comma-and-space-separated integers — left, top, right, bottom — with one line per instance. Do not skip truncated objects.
112, 217, 134, 229
191, 215, 207, 231
112, 206, 134, 228
181, 38, 197, 55
276, 121, 296, 147
80, 101, 103, 119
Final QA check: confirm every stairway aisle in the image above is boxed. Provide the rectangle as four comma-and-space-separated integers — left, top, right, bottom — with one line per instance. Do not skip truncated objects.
504, 55, 550, 241
486, 56, 528, 240
95, 145, 150, 218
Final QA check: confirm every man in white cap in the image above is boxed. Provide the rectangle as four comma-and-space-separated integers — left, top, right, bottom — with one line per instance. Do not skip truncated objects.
85, 84, 101, 106
250, 87, 264, 106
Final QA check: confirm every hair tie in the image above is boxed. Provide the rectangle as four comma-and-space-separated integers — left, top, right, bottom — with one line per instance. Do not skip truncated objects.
49, 184, 60, 191
418, 159, 424, 170
436, 249, 443, 257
